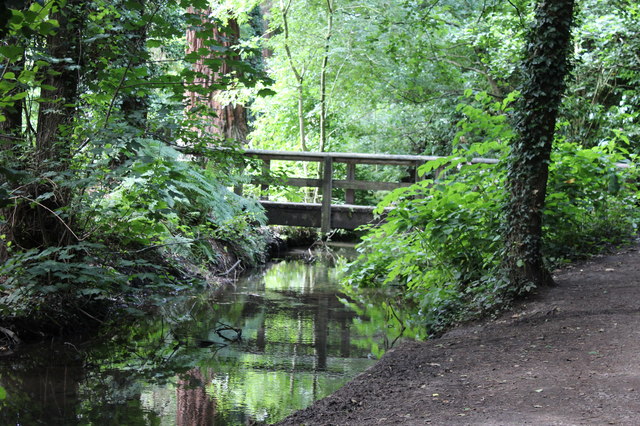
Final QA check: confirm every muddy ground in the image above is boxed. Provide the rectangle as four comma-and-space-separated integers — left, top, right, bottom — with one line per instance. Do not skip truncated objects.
278, 245, 640, 425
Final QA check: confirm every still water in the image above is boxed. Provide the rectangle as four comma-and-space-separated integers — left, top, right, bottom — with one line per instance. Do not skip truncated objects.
0, 259, 408, 425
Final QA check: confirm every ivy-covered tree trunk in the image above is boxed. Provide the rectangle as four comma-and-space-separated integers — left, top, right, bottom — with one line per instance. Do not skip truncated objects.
12, 0, 83, 250
36, 0, 82, 164
186, 8, 248, 143
505, 0, 575, 292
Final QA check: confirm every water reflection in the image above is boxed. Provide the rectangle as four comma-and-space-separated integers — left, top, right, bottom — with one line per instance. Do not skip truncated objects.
0, 259, 410, 425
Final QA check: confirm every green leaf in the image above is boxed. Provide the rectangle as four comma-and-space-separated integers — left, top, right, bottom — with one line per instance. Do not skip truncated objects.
0, 45, 24, 60
257, 88, 276, 97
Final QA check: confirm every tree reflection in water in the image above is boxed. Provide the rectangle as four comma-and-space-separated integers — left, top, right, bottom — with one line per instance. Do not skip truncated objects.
177, 368, 215, 426
0, 259, 416, 424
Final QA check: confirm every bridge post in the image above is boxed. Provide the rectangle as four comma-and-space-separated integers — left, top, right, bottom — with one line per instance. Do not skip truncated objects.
345, 162, 356, 204
321, 155, 333, 233
260, 159, 270, 200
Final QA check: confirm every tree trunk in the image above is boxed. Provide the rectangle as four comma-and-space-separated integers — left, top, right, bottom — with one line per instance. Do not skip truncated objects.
121, 1, 148, 132
36, 0, 81, 164
280, 0, 306, 152
0, 49, 22, 261
7, 0, 84, 250
186, 8, 248, 143
318, 0, 333, 154
259, 0, 274, 59
505, 0, 575, 292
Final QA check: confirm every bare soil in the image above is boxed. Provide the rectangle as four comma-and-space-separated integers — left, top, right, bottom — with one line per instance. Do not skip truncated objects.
278, 245, 640, 425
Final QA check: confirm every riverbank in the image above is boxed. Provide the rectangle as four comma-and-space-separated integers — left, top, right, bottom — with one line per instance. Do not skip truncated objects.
278, 244, 640, 425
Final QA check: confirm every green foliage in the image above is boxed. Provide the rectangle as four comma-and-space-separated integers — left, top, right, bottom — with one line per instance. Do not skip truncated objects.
344, 92, 640, 335
343, 143, 510, 334
248, 0, 532, 161
544, 138, 640, 259
561, 0, 640, 149
0, 242, 179, 322
85, 139, 265, 252
0, 0, 273, 329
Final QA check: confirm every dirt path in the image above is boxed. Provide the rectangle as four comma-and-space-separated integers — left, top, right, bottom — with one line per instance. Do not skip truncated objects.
278, 245, 640, 425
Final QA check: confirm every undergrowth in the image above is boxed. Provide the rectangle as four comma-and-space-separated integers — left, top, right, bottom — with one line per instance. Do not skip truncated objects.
343, 92, 640, 337
0, 139, 269, 336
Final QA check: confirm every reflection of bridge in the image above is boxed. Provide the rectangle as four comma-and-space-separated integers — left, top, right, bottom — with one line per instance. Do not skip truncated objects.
236, 150, 498, 233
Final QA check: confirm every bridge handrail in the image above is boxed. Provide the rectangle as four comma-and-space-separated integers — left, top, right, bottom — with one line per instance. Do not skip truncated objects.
237, 149, 500, 233
242, 149, 499, 165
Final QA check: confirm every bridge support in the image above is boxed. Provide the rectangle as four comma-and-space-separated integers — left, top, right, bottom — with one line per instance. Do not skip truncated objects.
321, 156, 333, 233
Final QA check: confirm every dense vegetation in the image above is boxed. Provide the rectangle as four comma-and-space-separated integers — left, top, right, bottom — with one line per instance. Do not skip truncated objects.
1, 0, 639, 341
0, 0, 272, 334
243, 0, 640, 334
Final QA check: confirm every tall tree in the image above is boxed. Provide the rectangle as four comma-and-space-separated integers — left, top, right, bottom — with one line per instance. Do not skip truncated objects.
505, 0, 576, 291
279, 0, 307, 151
36, 0, 83, 164
8, 0, 84, 250
318, 0, 333, 153
186, 7, 248, 143
120, 0, 149, 132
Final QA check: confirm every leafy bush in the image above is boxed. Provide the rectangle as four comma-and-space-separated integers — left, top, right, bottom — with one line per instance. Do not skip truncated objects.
0, 139, 269, 329
343, 142, 510, 334
82, 139, 267, 262
544, 137, 639, 260
343, 93, 640, 335
0, 242, 178, 326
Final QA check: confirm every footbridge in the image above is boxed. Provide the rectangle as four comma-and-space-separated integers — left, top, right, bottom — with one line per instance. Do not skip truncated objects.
235, 150, 498, 233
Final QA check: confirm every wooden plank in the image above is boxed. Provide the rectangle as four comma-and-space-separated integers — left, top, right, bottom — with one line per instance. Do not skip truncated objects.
249, 177, 410, 191
284, 177, 323, 188
250, 176, 322, 188
333, 179, 412, 191
243, 149, 440, 164
244, 150, 326, 162
332, 156, 436, 166
260, 159, 270, 200
261, 202, 322, 228
321, 156, 333, 234
260, 201, 390, 230
346, 162, 355, 204
243, 149, 500, 166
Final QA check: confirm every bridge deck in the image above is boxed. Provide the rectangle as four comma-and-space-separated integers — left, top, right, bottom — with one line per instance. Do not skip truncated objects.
261, 201, 387, 230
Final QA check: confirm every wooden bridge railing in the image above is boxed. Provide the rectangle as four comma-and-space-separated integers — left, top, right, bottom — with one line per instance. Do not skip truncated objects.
235, 149, 499, 233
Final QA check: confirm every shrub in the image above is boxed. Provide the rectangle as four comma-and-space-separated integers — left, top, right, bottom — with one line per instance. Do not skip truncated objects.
343, 93, 640, 335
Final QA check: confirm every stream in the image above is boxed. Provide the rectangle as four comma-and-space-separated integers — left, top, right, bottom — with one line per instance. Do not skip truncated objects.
0, 255, 409, 425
